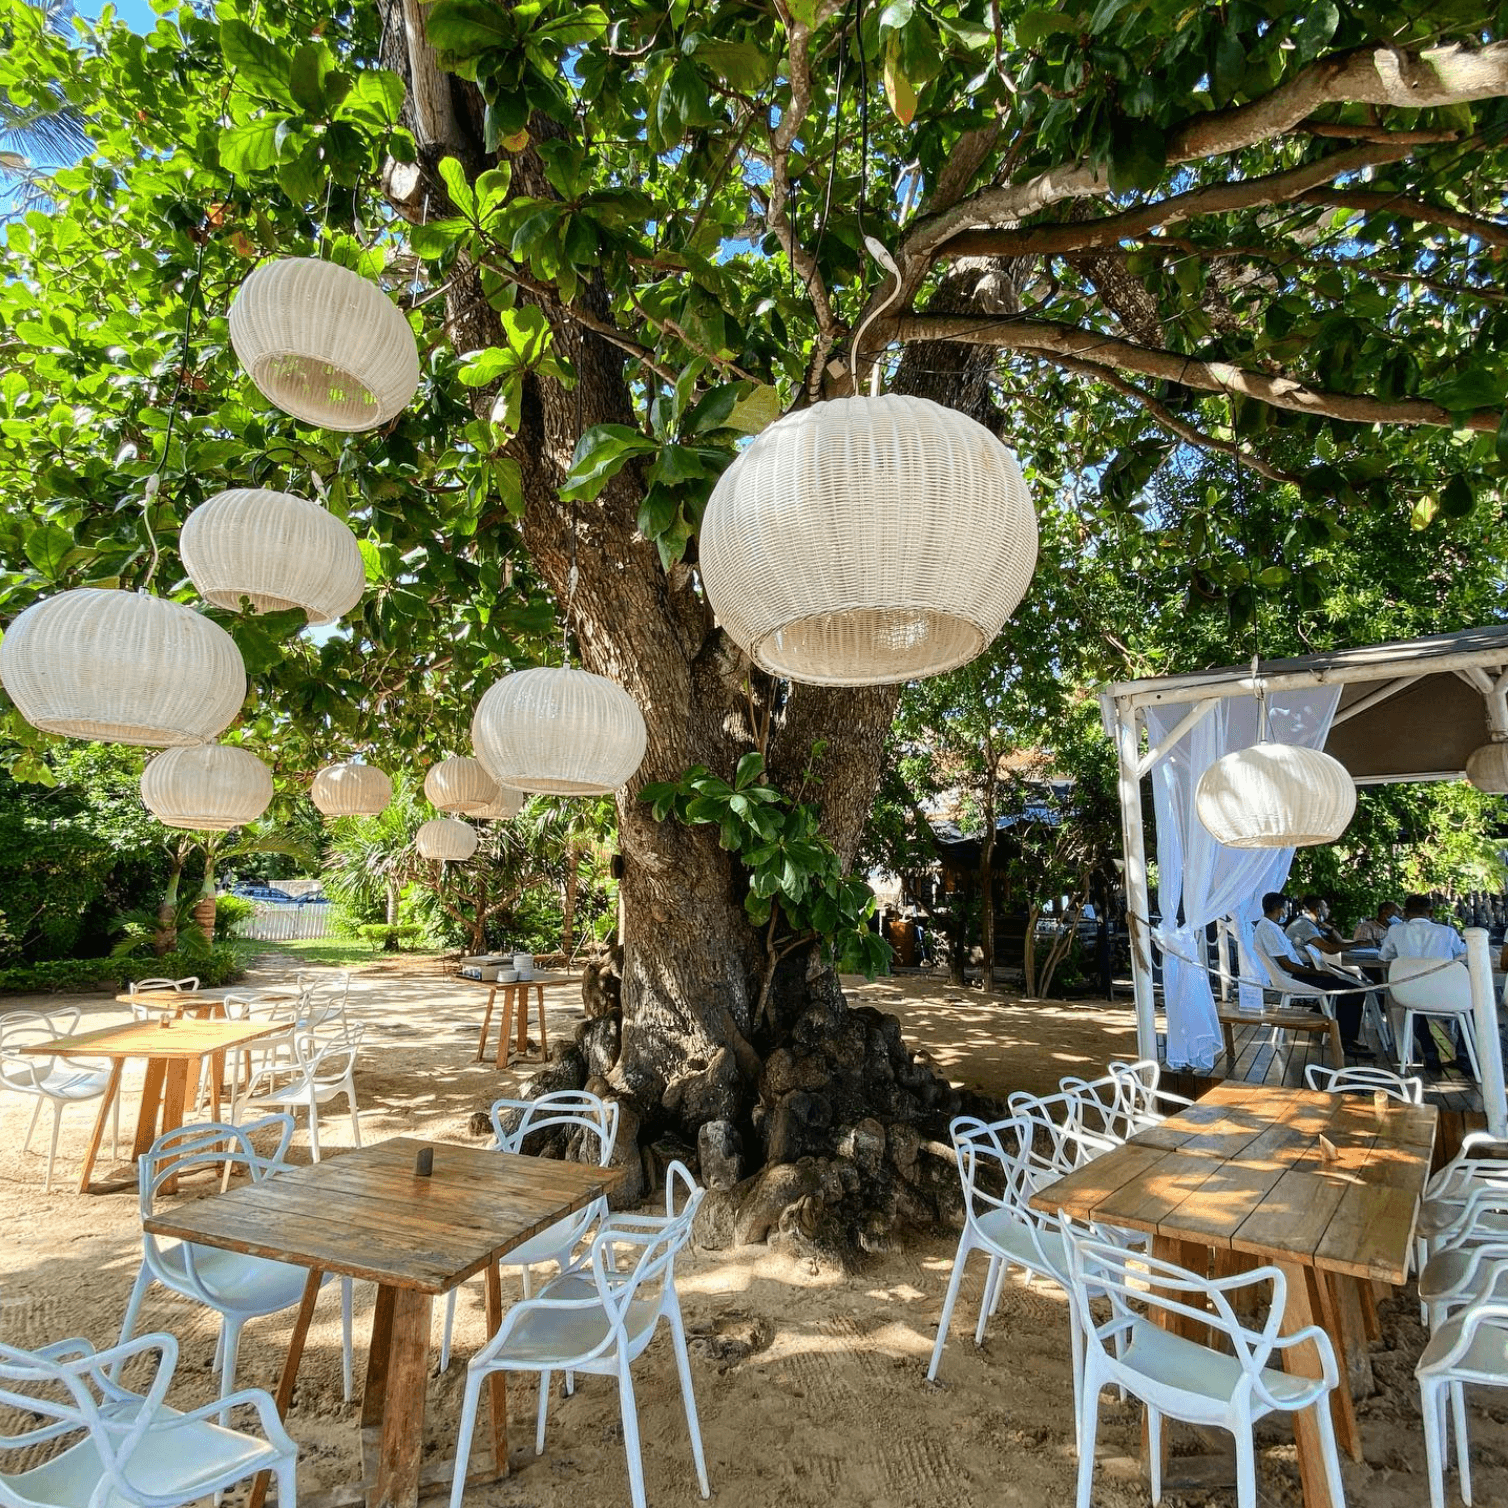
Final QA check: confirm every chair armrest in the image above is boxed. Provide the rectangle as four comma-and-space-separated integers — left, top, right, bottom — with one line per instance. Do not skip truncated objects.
159, 1387, 297, 1455
1260, 1325, 1339, 1402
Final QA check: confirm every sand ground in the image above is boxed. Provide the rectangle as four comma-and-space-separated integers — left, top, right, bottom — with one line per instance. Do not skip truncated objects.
1, 959, 1503, 1508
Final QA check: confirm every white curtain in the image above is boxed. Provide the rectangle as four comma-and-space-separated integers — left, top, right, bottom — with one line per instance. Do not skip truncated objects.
1146, 688, 1342, 1071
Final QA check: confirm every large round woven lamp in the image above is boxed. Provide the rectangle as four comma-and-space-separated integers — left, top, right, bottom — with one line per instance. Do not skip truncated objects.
310, 762, 392, 817
474, 786, 524, 821
1466, 740, 1508, 794
181, 488, 365, 625
698, 394, 1038, 685
424, 756, 499, 815
472, 667, 647, 796
141, 743, 273, 830
229, 258, 420, 431
1195, 742, 1356, 849
415, 816, 478, 861
0, 589, 246, 745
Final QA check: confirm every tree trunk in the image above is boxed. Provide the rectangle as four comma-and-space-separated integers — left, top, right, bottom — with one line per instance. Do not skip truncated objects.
381, 4, 1003, 1241
191, 896, 217, 948
978, 821, 996, 994
384, 876, 400, 928
561, 846, 580, 958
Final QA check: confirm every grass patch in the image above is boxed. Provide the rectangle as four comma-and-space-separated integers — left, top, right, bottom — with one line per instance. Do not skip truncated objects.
241, 936, 450, 971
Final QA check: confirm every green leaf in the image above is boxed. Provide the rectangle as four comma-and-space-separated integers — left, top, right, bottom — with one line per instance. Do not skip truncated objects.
425, 0, 514, 58
24, 521, 73, 579
220, 116, 288, 177
561, 425, 657, 501
337, 70, 405, 126
725, 383, 782, 435
734, 751, 764, 789
1015, 8, 1077, 46
883, 34, 917, 126
410, 217, 470, 258
288, 43, 326, 114
1429, 367, 1505, 413
220, 20, 293, 101
1292, 1, 1339, 63
1107, 118, 1166, 193
1212, 31, 1245, 106
438, 156, 476, 219
1495, 410, 1508, 465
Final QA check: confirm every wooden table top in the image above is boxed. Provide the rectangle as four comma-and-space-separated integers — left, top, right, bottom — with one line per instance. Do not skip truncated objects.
141, 1135, 624, 1292
1029, 1082, 1437, 1284
13, 1018, 287, 1061
460, 972, 580, 990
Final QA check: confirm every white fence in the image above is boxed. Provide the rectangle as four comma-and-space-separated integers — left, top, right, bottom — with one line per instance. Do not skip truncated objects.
232, 902, 334, 943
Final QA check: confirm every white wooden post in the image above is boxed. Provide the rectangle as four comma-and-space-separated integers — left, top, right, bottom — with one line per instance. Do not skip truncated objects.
1465, 927, 1505, 1137
1114, 704, 1158, 1062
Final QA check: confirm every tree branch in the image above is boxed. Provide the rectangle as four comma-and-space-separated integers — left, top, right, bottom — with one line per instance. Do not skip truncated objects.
1295, 186, 1508, 248
891, 313, 1500, 431
1046, 352, 1306, 485
934, 140, 1410, 260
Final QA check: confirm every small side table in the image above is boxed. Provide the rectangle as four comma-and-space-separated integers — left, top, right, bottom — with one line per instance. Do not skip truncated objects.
470, 975, 578, 1068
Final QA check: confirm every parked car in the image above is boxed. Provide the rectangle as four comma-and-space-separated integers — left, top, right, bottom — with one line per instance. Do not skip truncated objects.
296, 892, 330, 906
229, 882, 296, 903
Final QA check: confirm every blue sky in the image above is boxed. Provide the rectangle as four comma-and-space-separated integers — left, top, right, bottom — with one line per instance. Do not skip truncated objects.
77, 0, 158, 32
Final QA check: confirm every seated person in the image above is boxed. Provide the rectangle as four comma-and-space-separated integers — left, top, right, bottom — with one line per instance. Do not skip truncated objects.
1380, 893, 1467, 1073
1254, 892, 1369, 1056
1352, 901, 1401, 948
1285, 894, 1352, 959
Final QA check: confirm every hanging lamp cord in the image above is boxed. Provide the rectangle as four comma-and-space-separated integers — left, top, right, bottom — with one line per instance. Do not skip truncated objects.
1231, 400, 1268, 739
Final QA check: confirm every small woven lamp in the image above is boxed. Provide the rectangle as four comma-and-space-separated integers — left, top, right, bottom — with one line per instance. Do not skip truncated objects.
1195, 742, 1357, 849
181, 488, 366, 625
472, 667, 647, 796
699, 394, 1038, 685
474, 786, 524, 821
310, 762, 393, 817
0, 588, 246, 745
1466, 740, 1508, 794
415, 816, 478, 861
424, 756, 499, 815
229, 258, 420, 431
140, 743, 273, 830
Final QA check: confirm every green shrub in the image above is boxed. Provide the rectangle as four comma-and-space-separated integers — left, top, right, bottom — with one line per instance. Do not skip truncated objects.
212, 894, 258, 938
0, 945, 245, 994
357, 923, 422, 952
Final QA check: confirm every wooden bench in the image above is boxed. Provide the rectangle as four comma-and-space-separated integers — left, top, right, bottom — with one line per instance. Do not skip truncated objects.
1217, 1004, 1344, 1070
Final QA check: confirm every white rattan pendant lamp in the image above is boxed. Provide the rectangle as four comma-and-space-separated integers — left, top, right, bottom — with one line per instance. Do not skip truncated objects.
474, 786, 524, 821
1194, 664, 1356, 849
310, 761, 393, 817
180, 484, 365, 626
415, 816, 478, 861
229, 257, 421, 431
1465, 675, 1508, 793
140, 743, 273, 830
699, 239, 1037, 685
424, 755, 499, 815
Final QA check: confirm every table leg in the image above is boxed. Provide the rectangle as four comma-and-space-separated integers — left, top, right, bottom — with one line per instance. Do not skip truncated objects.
1276, 1260, 1344, 1508
1326, 1020, 1344, 1070
362, 1286, 396, 1432
1143, 1234, 1191, 1480
158, 1059, 192, 1195
516, 988, 532, 1057
1329, 1273, 1374, 1406
247, 1267, 323, 1508
370, 1287, 433, 1508
496, 988, 515, 1069
1361, 1281, 1383, 1344
77, 1060, 124, 1194
210, 1048, 225, 1122
476, 987, 497, 1063
1223, 1021, 1236, 1064
131, 1058, 168, 1160
535, 985, 547, 1061
484, 1263, 508, 1476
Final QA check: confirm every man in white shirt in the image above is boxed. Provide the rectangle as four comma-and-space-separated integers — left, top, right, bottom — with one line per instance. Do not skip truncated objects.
1380, 893, 1467, 1071
1254, 893, 1369, 1055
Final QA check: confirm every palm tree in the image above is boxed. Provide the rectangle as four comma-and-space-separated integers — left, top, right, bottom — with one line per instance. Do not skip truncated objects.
322, 777, 427, 931
515, 796, 616, 957
1, 0, 90, 206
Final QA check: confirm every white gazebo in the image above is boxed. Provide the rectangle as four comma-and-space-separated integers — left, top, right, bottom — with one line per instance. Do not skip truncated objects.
1099, 624, 1508, 1130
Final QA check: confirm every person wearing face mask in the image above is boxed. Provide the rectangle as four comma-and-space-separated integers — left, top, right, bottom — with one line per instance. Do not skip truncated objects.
1253, 893, 1371, 1056
1353, 901, 1401, 947
1285, 894, 1353, 960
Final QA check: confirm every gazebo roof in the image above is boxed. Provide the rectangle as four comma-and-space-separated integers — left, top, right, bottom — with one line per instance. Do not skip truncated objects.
1098, 623, 1508, 783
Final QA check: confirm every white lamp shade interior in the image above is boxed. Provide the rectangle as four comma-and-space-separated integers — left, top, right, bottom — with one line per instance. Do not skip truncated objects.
699, 394, 1038, 685
415, 816, 478, 861
181, 488, 365, 625
424, 756, 499, 815
1466, 741, 1508, 794
310, 762, 393, 816
0, 588, 246, 746
472, 666, 647, 796
229, 258, 421, 432
1195, 741, 1357, 849
141, 743, 273, 830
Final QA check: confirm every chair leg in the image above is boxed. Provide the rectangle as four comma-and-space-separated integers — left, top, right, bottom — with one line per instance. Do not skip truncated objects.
22, 1094, 43, 1153
44, 1100, 64, 1194
1147, 1406, 1163, 1506
1458, 1019, 1482, 1082
347, 1084, 361, 1148
440, 1287, 460, 1371
1074, 1364, 1100, 1508
219, 1318, 244, 1423
536, 1368, 551, 1455
926, 1236, 972, 1381
340, 1278, 353, 1404
448, 1370, 486, 1508
1399, 1012, 1417, 1074
1451, 1380, 1472, 1504
274, 1458, 297, 1508
110, 1090, 120, 1162
306, 1097, 321, 1163
1232, 1418, 1257, 1508
975, 1254, 1002, 1344
113, 1263, 154, 1378
1307, 1399, 1346, 1508
667, 1302, 710, 1497
1421, 1379, 1447, 1508
616, 1355, 647, 1508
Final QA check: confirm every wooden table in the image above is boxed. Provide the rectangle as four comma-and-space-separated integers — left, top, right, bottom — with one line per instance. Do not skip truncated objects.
14, 1018, 288, 1194
142, 1136, 623, 1508
1216, 1004, 1344, 1070
469, 974, 579, 1068
115, 989, 228, 1019
1031, 1081, 1437, 1508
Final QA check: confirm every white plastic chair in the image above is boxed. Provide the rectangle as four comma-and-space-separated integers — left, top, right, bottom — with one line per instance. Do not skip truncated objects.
231, 1023, 363, 1161
1389, 957, 1482, 1079
1414, 1133, 1508, 1320
1418, 1182, 1508, 1335
1253, 940, 1335, 1015
0, 1331, 297, 1508
0, 1008, 119, 1193
1062, 1226, 1347, 1508
439, 1090, 620, 1370
449, 1161, 708, 1508
1108, 1058, 1194, 1125
128, 976, 200, 994
1416, 1256, 1508, 1508
1303, 1063, 1424, 1103
117, 1116, 353, 1410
